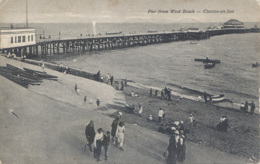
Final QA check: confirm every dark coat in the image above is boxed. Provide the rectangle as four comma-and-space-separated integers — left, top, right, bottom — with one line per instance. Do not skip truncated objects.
177, 136, 186, 162
167, 135, 177, 164
103, 134, 111, 146
85, 124, 95, 144
111, 119, 120, 137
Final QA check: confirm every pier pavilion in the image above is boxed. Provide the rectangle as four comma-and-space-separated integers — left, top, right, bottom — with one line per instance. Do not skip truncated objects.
0, 28, 36, 56
223, 19, 244, 29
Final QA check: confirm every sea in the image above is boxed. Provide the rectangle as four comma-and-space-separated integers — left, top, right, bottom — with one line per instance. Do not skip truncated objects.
1, 22, 259, 111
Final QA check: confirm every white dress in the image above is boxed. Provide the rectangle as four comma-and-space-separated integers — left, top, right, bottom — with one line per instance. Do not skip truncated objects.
116, 125, 125, 147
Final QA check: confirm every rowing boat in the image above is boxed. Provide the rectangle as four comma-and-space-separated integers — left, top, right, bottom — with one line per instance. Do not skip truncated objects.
195, 58, 221, 64
24, 67, 58, 79
207, 94, 226, 102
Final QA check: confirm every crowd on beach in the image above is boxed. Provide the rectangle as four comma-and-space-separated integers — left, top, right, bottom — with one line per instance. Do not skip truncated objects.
84, 112, 125, 162
68, 68, 256, 163
95, 70, 127, 91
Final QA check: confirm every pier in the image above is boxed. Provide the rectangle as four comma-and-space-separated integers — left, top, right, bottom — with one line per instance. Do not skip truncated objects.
0, 27, 259, 58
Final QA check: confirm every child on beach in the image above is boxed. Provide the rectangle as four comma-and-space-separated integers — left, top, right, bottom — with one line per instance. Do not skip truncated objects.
76, 87, 80, 95
96, 99, 100, 106
103, 131, 111, 160
189, 114, 194, 127
84, 96, 87, 103
138, 104, 143, 116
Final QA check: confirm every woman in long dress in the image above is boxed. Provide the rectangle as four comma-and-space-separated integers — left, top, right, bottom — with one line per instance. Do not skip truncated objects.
116, 121, 125, 151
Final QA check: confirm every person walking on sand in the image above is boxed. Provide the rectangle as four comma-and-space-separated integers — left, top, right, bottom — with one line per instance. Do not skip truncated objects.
85, 120, 95, 152
189, 114, 194, 127
116, 121, 125, 151
76, 87, 80, 95
107, 73, 110, 84
75, 84, 78, 92
110, 76, 114, 86
96, 99, 100, 106
150, 88, 152, 97
250, 101, 255, 114
165, 130, 177, 164
93, 128, 104, 162
102, 131, 111, 160
158, 108, 164, 123
84, 96, 87, 104
111, 117, 120, 143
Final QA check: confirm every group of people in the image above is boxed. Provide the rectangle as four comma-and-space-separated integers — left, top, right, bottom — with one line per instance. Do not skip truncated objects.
95, 71, 128, 91
84, 113, 125, 162
150, 87, 172, 101
74, 84, 101, 106
164, 121, 187, 164
106, 73, 114, 85
240, 100, 255, 114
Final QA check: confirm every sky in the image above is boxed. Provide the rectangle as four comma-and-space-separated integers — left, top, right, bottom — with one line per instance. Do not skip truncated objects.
0, 0, 259, 23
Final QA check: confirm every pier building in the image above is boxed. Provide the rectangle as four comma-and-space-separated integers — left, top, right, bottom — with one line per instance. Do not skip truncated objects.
223, 19, 244, 29
0, 28, 36, 49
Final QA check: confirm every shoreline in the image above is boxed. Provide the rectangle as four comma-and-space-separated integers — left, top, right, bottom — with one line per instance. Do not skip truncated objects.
11, 53, 259, 114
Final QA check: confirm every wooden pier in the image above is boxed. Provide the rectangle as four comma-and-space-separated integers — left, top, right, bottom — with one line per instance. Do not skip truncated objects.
1, 28, 259, 58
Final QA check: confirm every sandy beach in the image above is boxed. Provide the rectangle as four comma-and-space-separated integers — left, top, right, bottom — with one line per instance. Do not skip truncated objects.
0, 55, 255, 164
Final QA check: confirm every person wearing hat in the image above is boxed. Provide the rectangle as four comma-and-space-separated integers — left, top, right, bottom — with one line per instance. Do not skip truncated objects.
94, 128, 104, 162
116, 121, 125, 151
85, 120, 95, 152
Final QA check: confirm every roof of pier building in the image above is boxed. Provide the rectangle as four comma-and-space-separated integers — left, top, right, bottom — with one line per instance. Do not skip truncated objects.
223, 19, 244, 28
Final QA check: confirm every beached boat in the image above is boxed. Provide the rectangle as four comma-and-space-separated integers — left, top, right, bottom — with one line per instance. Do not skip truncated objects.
204, 63, 215, 69
209, 94, 226, 102
0, 67, 29, 88
23, 67, 46, 74
6, 64, 41, 81
24, 67, 58, 79
195, 58, 221, 64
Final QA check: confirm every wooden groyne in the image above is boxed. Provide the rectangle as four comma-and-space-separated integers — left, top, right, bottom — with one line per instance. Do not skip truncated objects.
1, 28, 259, 58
